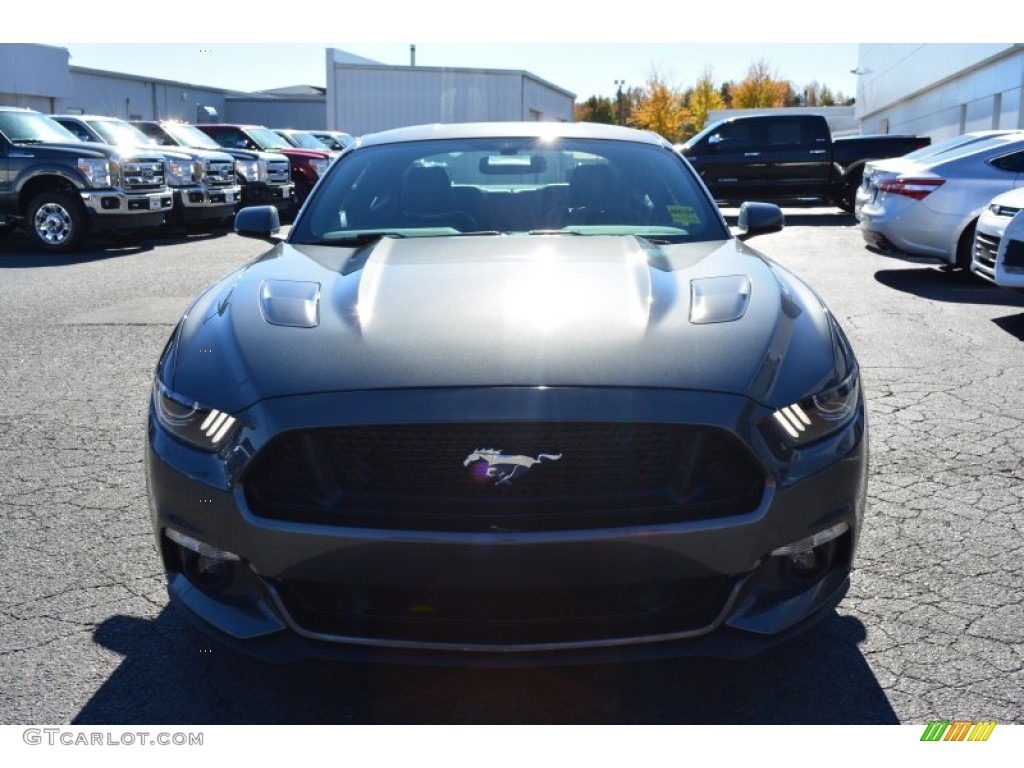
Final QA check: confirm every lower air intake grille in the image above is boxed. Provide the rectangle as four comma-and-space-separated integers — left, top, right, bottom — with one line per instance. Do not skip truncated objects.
273, 576, 735, 645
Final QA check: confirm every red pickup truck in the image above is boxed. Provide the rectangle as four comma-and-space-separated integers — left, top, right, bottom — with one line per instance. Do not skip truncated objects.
196, 123, 332, 210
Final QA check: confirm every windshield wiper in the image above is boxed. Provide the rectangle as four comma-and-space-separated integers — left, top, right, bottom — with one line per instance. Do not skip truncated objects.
527, 229, 582, 236
13, 139, 46, 144
313, 232, 407, 247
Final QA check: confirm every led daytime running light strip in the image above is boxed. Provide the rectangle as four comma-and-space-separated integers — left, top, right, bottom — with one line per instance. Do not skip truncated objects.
773, 403, 811, 439
200, 409, 237, 444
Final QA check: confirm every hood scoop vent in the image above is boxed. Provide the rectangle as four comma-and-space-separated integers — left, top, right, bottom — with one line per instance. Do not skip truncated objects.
260, 280, 321, 328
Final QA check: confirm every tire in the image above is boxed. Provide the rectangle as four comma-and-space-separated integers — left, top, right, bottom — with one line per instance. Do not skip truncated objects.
26, 191, 88, 253
955, 220, 977, 271
837, 170, 863, 213
294, 179, 312, 210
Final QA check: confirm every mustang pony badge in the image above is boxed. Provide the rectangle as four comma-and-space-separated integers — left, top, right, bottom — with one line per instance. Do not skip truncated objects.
464, 448, 563, 487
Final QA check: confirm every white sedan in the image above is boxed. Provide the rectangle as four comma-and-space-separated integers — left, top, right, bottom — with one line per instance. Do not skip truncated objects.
858, 131, 1024, 269
972, 187, 1024, 293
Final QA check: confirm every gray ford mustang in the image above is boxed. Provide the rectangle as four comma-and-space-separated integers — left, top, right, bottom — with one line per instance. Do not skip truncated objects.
146, 122, 867, 665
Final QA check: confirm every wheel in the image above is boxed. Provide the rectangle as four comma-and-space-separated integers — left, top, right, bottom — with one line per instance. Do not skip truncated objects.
837, 170, 863, 213
294, 179, 313, 210
955, 220, 977, 271
26, 191, 88, 253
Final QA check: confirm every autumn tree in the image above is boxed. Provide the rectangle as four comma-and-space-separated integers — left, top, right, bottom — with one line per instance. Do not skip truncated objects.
688, 66, 725, 134
730, 59, 790, 108
627, 71, 689, 143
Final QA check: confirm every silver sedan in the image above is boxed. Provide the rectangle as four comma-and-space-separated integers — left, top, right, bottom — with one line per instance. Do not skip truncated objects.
857, 131, 1024, 269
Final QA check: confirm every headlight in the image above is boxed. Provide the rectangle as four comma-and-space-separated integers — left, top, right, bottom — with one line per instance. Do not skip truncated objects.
78, 158, 113, 188
152, 379, 241, 451
236, 160, 259, 182
770, 367, 860, 446
165, 159, 197, 185
310, 158, 329, 178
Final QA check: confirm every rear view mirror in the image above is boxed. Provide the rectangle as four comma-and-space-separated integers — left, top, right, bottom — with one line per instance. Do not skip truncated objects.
736, 202, 784, 240
235, 205, 281, 239
478, 155, 547, 175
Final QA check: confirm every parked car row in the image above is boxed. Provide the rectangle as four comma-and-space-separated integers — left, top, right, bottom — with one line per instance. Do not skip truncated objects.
855, 130, 1024, 284
52, 114, 242, 233
970, 187, 1024, 294
0, 105, 358, 253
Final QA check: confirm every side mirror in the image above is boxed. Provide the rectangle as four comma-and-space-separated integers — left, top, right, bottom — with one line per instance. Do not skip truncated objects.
235, 205, 281, 239
736, 202, 784, 240
707, 134, 723, 151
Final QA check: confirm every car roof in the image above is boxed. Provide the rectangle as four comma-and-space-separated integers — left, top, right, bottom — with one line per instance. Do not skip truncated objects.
358, 122, 672, 148
52, 115, 126, 121
923, 131, 1024, 166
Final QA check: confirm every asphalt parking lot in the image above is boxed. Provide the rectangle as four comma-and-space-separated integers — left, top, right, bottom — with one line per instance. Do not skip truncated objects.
1, 210, 1022, 725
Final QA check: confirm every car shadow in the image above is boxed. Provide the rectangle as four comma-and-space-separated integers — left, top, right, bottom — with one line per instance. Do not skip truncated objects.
72, 607, 897, 724
0, 226, 237, 266
875, 267, 1024, 306
0, 235, 154, 266
992, 312, 1024, 340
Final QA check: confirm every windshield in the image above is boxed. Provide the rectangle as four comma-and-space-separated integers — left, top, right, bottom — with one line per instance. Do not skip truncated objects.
162, 123, 224, 150
0, 111, 80, 144
290, 136, 727, 244
314, 132, 354, 151
246, 127, 293, 150
89, 119, 156, 147
282, 131, 328, 150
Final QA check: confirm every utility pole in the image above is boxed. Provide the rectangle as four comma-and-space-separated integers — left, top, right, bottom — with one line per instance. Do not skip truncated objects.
614, 80, 625, 126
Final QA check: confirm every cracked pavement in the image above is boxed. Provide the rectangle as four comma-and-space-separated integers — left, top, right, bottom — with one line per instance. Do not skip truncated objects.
1, 212, 1022, 724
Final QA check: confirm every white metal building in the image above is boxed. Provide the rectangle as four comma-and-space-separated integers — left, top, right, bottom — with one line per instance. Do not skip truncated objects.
324, 48, 575, 135
854, 44, 1024, 140
0, 44, 71, 113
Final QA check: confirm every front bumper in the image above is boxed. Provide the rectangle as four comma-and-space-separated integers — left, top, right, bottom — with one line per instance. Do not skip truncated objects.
173, 184, 242, 220
241, 181, 294, 210
859, 201, 960, 264
146, 387, 867, 665
80, 189, 173, 228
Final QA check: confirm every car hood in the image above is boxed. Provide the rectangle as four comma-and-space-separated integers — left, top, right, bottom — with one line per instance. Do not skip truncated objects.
270, 147, 330, 160
9, 141, 130, 160
987, 186, 1024, 209
212, 147, 286, 163
171, 235, 839, 413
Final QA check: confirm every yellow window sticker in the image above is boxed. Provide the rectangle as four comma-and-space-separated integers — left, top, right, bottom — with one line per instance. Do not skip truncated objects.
667, 205, 701, 225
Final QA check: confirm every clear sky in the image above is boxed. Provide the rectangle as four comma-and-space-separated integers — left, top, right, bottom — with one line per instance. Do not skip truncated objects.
60, 43, 862, 103
9, 0, 985, 104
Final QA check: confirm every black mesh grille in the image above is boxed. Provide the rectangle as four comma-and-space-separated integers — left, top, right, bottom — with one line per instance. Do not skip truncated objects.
243, 423, 766, 531
1004, 238, 1024, 270
274, 576, 734, 644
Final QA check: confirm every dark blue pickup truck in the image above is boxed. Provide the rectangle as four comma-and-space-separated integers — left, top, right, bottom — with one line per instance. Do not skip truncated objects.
0, 107, 173, 252
678, 113, 930, 211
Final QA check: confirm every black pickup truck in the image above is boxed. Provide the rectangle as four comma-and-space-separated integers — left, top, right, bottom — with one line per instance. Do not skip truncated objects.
678, 114, 930, 211
0, 107, 173, 252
